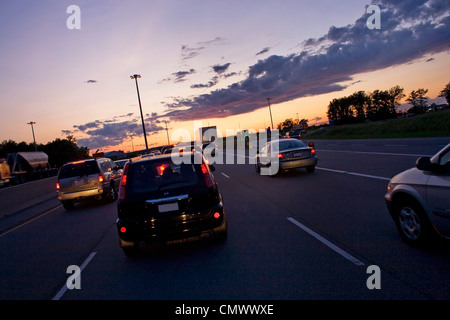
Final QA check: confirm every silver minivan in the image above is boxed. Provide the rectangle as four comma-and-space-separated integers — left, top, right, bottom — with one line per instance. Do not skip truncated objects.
385, 142, 450, 246
57, 158, 121, 210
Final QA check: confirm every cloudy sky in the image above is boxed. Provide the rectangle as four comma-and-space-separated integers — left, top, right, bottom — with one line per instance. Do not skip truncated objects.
1, 0, 449, 153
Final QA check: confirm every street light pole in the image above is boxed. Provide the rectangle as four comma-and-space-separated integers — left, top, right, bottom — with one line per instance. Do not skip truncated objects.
267, 98, 274, 130
130, 74, 149, 154
27, 121, 37, 151
163, 120, 170, 145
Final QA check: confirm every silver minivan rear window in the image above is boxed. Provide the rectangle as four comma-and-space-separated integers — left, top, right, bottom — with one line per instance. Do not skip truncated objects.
58, 160, 98, 179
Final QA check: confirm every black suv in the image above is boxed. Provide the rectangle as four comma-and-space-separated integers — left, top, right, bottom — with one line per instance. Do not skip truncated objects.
116, 151, 227, 256
57, 158, 121, 210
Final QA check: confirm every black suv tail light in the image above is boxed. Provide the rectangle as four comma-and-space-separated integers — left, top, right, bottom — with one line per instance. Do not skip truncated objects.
118, 162, 130, 201
200, 163, 214, 188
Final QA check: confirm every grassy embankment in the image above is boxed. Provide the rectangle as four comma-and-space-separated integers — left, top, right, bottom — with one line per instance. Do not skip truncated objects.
306, 108, 450, 139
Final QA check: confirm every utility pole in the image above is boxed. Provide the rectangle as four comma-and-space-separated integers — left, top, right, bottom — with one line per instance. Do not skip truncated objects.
163, 120, 170, 145
267, 98, 274, 130
27, 121, 37, 151
130, 74, 149, 154
129, 134, 135, 152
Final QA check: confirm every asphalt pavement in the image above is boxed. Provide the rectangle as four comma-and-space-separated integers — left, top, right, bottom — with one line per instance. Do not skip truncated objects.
1, 137, 450, 305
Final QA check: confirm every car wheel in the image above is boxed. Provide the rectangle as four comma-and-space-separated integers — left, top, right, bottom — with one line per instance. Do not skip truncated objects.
394, 198, 434, 246
62, 200, 74, 210
213, 219, 228, 242
306, 166, 315, 173
122, 245, 139, 257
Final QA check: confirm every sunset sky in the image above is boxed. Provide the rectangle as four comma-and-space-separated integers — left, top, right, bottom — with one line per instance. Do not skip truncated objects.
1, 0, 449, 153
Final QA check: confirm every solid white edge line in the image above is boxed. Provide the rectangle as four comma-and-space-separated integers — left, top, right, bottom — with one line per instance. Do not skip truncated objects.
52, 251, 97, 300
287, 217, 365, 266
316, 167, 390, 181
318, 149, 430, 157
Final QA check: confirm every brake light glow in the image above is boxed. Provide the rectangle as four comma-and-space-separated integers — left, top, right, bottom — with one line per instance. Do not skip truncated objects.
118, 162, 129, 201
201, 163, 214, 188
56, 182, 60, 190
310, 148, 316, 155
120, 174, 127, 186
120, 227, 126, 233
213, 212, 221, 219
98, 174, 104, 183
278, 153, 284, 159
159, 165, 166, 174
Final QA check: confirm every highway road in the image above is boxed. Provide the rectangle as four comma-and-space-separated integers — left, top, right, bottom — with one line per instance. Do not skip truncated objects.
1, 137, 449, 304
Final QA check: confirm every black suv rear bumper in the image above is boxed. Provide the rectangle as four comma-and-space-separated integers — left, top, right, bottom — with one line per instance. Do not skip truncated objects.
116, 206, 225, 246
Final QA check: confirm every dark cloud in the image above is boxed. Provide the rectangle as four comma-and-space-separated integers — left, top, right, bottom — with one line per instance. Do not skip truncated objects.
180, 37, 226, 61
65, 114, 165, 150
181, 45, 204, 61
162, 0, 450, 121
73, 120, 101, 132
198, 37, 227, 46
223, 72, 238, 78
191, 76, 219, 89
61, 130, 72, 136
161, 37, 229, 85
172, 69, 196, 83
191, 64, 238, 89
256, 47, 271, 56
212, 63, 231, 74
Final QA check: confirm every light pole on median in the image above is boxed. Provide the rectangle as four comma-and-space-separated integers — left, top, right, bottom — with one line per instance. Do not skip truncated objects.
266, 98, 274, 130
163, 120, 170, 145
130, 74, 149, 154
27, 121, 37, 151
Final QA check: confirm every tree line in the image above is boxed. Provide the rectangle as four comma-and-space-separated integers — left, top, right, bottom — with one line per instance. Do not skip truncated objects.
326, 81, 450, 126
276, 118, 309, 135
0, 135, 89, 168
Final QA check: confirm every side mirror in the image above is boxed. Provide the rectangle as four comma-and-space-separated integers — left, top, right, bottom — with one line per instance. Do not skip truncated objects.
209, 164, 216, 172
416, 157, 431, 171
308, 142, 315, 149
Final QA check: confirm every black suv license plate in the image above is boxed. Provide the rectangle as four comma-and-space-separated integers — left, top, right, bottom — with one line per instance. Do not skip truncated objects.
158, 202, 179, 213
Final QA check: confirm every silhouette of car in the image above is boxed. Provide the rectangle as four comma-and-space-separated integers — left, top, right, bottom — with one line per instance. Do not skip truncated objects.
116, 151, 227, 256
255, 138, 317, 175
385, 142, 450, 246
285, 130, 301, 139
114, 159, 129, 169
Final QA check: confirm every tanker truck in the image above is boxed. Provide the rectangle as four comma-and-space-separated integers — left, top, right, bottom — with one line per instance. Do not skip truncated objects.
0, 151, 57, 186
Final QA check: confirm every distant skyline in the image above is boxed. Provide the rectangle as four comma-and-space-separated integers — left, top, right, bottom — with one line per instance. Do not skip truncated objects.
1, 0, 449, 153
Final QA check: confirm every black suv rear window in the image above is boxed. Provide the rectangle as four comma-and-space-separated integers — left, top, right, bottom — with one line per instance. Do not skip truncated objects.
129, 159, 199, 193
58, 160, 99, 179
